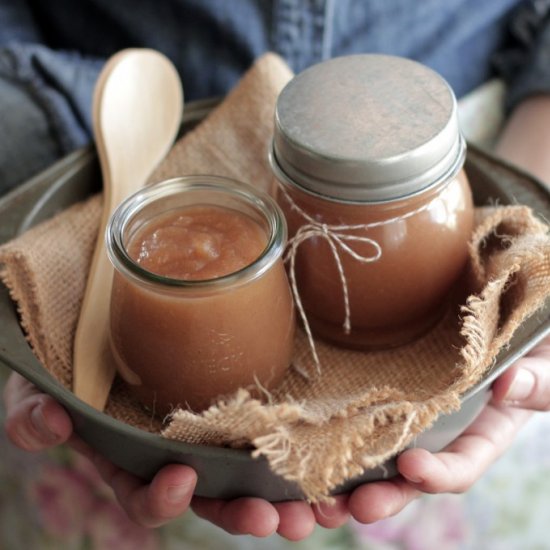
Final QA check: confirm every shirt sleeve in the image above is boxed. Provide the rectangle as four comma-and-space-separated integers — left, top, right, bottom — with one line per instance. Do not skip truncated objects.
0, 0, 43, 45
0, 45, 104, 151
493, 0, 550, 112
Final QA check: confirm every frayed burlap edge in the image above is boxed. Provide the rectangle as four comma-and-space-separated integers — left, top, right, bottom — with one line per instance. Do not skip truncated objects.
162, 205, 550, 502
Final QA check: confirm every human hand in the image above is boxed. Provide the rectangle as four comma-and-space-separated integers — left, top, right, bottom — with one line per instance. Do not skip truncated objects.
2, 372, 194, 527
347, 335, 550, 523
2, 372, 349, 538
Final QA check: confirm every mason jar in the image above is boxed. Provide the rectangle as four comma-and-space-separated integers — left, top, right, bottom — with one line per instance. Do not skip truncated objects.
106, 176, 295, 413
270, 55, 474, 350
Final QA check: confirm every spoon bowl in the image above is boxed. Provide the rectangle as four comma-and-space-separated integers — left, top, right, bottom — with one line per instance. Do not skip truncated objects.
73, 49, 184, 410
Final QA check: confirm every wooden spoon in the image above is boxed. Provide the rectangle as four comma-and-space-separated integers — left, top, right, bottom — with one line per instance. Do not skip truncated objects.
73, 49, 183, 410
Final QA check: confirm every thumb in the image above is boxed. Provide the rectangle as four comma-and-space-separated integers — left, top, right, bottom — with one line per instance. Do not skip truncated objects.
3, 372, 73, 451
492, 356, 550, 411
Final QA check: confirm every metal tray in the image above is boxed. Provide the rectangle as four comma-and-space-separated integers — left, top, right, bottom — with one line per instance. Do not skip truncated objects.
1, 99, 550, 501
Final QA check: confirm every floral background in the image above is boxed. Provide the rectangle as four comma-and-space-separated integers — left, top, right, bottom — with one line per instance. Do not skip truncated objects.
2, 83, 550, 550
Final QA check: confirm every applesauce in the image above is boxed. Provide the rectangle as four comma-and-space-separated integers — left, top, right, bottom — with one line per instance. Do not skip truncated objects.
127, 206, 267, 280
270, 55, 474, 349
106, 176, 295, 413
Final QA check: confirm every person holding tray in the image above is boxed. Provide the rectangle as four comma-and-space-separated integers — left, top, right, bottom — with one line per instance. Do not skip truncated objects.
2, 0, 550, 545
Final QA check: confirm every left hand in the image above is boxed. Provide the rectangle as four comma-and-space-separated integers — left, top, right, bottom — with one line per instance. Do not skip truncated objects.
347, 335, 550, 523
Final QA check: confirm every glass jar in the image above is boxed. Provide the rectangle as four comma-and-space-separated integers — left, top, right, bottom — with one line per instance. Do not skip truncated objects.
270, 55, 474, 350
106, 176, 295, 413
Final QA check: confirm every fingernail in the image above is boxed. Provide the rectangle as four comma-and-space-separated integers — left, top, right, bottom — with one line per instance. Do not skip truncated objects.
403, 473, 423, 484
30, 403, 60, 444
504, 368, 536, 403
316, 503, 337, 517
166, 481, 193, 504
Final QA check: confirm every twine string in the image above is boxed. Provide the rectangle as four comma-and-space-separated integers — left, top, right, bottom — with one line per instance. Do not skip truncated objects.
279, 184, 436, 375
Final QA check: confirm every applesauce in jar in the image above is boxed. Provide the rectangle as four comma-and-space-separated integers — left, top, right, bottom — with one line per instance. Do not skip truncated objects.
270, 55, 474, 350
106, 176, 295, 413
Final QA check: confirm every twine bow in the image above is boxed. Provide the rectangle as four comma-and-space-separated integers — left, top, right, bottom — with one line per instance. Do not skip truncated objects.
280, 187, 382, 375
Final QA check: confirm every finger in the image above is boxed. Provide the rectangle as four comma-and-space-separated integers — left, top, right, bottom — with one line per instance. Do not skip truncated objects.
348, 477, 420, 524
93, 457, 197, 528
492, 355, 550, 410
397, 403, 532, 493
312, 494, 350, 529
66, 434, 95, 461
3, 374, 72, 451
192, 497, 279, 537
274, 500, 316, 540
3, 372, 40, 409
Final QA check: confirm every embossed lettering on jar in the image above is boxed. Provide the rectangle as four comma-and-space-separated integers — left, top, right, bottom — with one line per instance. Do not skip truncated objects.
270, 55, 474, 350
106, 176, 295, 413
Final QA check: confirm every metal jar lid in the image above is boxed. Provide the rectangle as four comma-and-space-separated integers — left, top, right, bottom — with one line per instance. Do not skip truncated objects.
271, 54, 465, 202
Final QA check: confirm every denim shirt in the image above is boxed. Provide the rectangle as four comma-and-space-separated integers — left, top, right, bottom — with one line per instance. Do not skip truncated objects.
0, 0, 548, 191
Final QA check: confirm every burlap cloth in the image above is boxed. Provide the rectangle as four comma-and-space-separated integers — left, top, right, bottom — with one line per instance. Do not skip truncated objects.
2, 53, 550, 502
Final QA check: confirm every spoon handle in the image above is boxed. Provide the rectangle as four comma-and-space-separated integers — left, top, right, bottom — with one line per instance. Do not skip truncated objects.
72, 159, 136, 410
72, 49, 183, 411
72, 235, 116, 410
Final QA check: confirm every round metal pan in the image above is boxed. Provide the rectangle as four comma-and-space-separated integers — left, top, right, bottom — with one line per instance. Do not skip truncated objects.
1, 99, 550, 501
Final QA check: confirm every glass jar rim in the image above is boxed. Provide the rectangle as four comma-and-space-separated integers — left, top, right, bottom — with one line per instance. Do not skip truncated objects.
106, 175, 287, 290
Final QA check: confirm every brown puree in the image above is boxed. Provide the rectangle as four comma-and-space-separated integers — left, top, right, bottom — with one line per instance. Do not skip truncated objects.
128, 206, 267, 280
109, 204, 295, 413
277, 170, 474, 349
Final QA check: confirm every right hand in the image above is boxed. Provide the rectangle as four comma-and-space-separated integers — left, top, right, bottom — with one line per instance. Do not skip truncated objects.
2, 372, 349, 538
